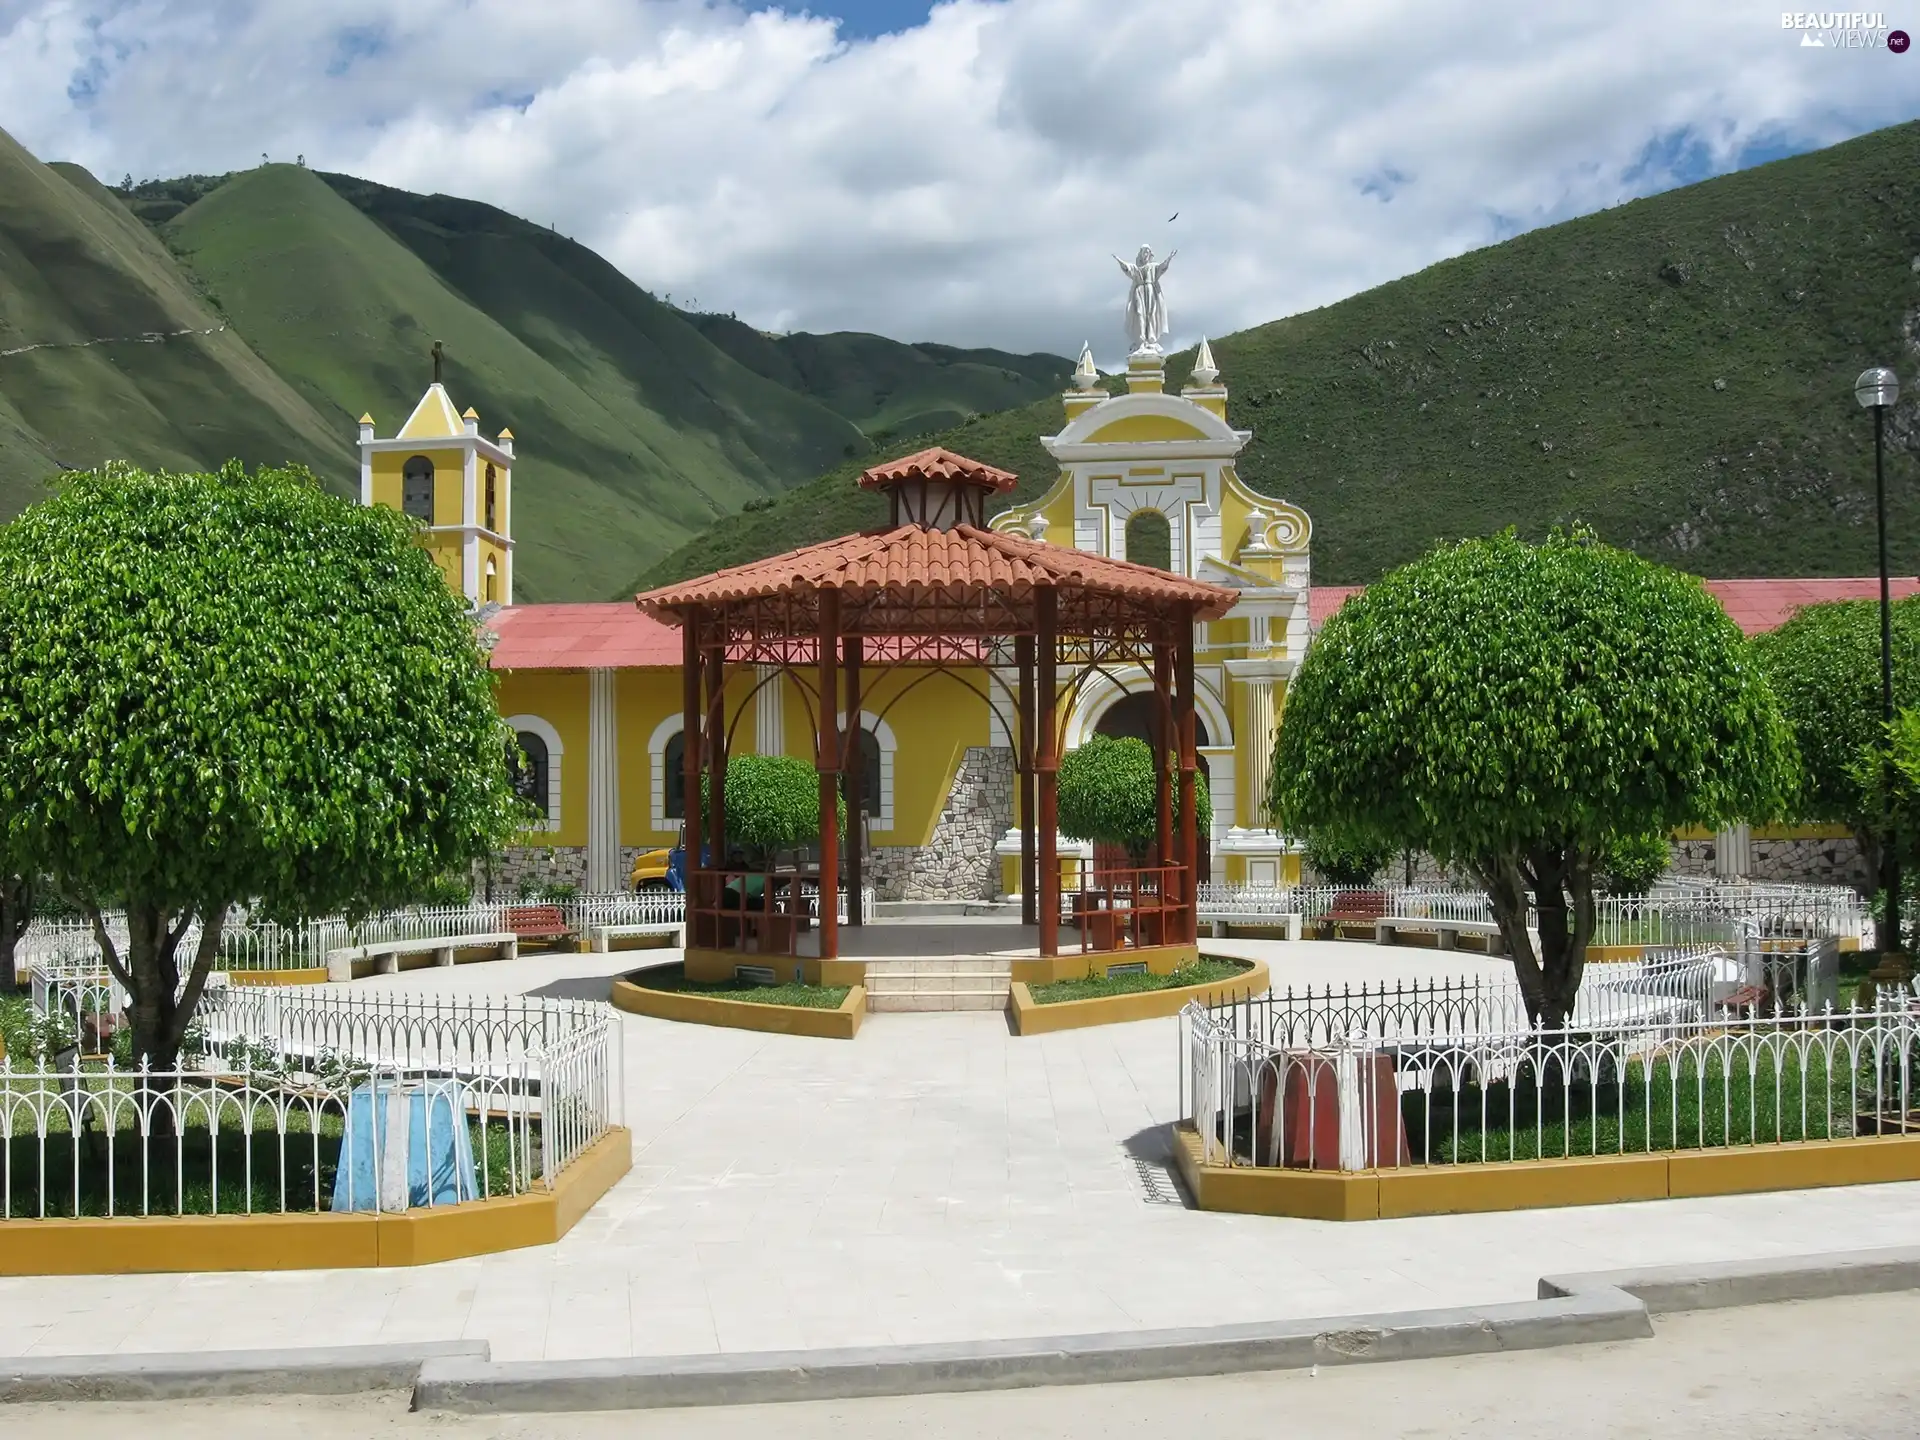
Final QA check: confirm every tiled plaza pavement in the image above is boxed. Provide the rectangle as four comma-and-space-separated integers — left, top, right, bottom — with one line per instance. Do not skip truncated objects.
0, 938, 1913, 1363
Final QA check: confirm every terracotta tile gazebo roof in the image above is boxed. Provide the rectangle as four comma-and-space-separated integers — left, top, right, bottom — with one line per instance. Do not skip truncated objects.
635, 523, 1238, 629
855, 446, 1018, 493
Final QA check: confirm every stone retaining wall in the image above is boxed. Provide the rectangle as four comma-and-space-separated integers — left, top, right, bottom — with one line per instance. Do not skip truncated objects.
868, 746, 1016, 901
1670, 835, 1869, 889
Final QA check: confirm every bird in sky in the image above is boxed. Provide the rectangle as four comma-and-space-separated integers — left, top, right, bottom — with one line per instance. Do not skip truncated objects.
1167, 211, 1179, 222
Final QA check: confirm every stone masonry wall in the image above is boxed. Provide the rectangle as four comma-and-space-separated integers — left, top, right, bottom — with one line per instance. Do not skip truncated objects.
1671, 835, 1869, 890
475, 845, 586, 901
867, 745, 1016, 902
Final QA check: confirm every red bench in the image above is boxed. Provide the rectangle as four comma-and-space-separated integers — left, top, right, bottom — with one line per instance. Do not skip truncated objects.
503, 904, 572, 948
1319, 889, 1388, 939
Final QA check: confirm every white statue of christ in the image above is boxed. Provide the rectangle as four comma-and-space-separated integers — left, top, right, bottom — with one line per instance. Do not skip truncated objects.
1114, 244, 1175, 355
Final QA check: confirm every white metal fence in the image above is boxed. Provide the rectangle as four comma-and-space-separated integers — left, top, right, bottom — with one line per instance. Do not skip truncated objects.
0, 991, 621, 1219
1195, 881, 1870, 946
1184, 976, 1916, 1173
16, 886, 878, 981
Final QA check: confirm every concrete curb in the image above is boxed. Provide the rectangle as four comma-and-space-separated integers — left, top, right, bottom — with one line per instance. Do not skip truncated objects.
12, 1246, 1920, 1410
1541, 1244, 1920, 1314
0, 1340, 489, 1402
412, 1291, 1649, 1414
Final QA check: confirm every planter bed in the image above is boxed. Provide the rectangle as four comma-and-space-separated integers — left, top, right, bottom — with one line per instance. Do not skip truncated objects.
1009, 958, 1266, 1036
611, 965, 865, 1039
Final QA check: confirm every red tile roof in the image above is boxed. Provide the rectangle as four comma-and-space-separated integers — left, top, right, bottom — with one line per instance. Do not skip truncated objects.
486, 603, 680, 670
635, 524, 1239, 622
492, 576, 1920, 671
1309, 576, 1920, 636
856, 447, 1018, 493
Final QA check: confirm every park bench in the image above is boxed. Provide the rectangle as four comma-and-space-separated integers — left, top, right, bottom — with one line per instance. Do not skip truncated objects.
589, 917, 684, 952
1207, 910, 1304, 941
503, 904, 572, 949
1718, 982, 1771, 1015
325, 933, 517, 983
1316, 890, 1388, 939
1376, 915, 1508, 955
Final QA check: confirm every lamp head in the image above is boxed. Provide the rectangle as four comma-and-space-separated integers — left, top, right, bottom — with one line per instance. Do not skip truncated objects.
1856, 367, 1900, 409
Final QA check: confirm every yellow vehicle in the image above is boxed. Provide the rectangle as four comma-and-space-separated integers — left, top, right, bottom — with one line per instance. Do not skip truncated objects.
629, 846, 674, 891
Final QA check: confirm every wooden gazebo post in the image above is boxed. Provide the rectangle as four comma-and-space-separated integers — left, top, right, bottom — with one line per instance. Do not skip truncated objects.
1174, 603, 1199, 943
1016, 634, 1036, 927
1036, 587, 1059, 958
705, 636, 727, 866
681, 615, 704, 915
1153, 627, 1172, 873
817, 588, 841, 960
844, 634, 864, 927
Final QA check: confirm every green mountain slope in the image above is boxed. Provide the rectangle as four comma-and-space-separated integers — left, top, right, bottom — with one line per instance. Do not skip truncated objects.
316, 175, 872, 488
0, 132, 351, 514
0, 128, 1069, 601
688, 316, 1070, 439
165, 164, 819, 601
634, 121, 1920, 593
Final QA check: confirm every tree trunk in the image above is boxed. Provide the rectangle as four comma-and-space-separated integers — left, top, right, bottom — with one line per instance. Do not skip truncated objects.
94, 899, 228, 1072
1471, 845, 1596, 1031
0, 874, 32, 994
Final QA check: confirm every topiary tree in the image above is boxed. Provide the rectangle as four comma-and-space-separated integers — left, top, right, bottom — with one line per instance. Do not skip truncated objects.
0, 461, 527, 1068
1273, 530, 1796, 1028
1056, 734, 1210, 861
1754, 597, 1920, 944
1301, 828, 1395, 888
1597, 829, 1672, 896
704, 754, 846, 867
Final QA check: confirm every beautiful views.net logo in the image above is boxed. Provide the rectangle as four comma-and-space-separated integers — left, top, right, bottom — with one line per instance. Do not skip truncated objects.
1781, 12, 1911, 49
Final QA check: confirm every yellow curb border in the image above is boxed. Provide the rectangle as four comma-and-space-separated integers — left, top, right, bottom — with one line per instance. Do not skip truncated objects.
1171, 1124, 1920, 1220
0, 1127, 631, 1274
1008, 960, 1268, 1036
611, 975, 865, 1040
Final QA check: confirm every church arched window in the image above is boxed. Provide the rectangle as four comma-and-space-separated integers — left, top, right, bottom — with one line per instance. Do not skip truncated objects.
844, 728, 881, 816
664, 732, 687, 820
402, 455, 435, 522
485, 463, 498, 531
1124, 509, 1172, 571
508, 730, 550, 821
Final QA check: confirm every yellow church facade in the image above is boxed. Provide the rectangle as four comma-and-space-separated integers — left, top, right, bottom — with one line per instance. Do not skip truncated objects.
359, 338, 1312, 899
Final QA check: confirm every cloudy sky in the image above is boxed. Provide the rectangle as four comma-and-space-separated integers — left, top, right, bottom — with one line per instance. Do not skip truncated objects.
3, 1, 1917, 356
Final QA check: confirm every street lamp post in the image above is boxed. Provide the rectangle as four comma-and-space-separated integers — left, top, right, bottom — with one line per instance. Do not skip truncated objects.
1857, 366, 1902, 959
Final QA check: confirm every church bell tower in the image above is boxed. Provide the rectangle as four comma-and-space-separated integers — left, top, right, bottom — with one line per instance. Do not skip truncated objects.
356, 342, 516, 607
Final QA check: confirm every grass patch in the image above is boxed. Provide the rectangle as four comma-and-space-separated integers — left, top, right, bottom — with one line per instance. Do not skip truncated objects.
0, 1075, 538, 1217
1030, 957, 1251, 1005
1400, 1042, 1885, 1165
629, 964, 850, 1009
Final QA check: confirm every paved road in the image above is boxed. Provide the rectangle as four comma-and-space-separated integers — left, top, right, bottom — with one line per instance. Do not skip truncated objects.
0, 937, 1914, 1365
9, 1291, 1920, 1437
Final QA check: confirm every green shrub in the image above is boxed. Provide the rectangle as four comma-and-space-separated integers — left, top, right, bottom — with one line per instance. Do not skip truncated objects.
705, 754, 846, 866
1302, 828, 1395, 887
1056, 735, 1211, 860
1599, 830, 1672, 894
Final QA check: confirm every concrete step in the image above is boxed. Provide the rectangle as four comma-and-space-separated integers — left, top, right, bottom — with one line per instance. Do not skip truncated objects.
862, 958, 1013, 977
868, 988, 1009, 1012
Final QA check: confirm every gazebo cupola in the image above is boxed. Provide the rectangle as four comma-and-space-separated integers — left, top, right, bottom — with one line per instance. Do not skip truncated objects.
859, 447, 1017, 530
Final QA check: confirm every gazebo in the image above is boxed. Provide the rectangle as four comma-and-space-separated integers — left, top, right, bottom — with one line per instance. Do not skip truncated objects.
635, 447, 1237, 986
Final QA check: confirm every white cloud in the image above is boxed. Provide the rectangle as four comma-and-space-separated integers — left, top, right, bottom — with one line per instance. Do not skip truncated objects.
2, 0, 1915, 356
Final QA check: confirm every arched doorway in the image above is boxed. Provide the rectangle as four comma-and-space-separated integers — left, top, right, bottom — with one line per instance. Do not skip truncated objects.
1089, 692, 1211, 881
